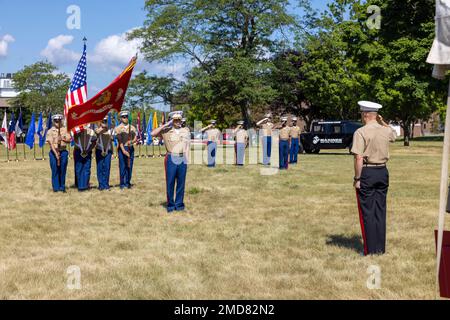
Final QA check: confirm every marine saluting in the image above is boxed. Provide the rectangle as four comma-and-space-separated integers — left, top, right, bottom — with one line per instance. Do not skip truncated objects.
257, 113, 274, 166
152, 111, 191, 213
352, 101, 397, 256
201, 120, 221, 167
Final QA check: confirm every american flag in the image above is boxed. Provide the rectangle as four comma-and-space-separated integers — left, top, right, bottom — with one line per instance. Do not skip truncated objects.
64, 42, 88, 132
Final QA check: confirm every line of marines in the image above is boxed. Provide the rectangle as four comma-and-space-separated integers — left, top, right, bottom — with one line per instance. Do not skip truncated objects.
47, 111, 302, 212
47, 111, 137, 193
47, 101, 395, 256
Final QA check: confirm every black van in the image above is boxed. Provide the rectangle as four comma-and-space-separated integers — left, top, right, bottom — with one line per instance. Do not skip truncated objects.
300, 120, 362, 154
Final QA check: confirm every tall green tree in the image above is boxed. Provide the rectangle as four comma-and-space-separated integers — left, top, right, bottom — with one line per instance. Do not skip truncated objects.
128, 0, 297, 126
126, 71, 181, 110
296, 0, 447, 146
11, 61, 70, 115
356, 0, 447, 146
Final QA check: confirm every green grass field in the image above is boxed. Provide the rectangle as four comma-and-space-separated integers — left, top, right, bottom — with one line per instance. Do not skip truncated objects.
0, 140, 446, 299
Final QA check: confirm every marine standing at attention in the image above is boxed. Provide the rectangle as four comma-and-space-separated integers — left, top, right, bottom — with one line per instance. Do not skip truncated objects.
352, 101, 397, 256
289, 117, 302, 165
276, 116, 291, 170
73, 126, 97, 191
46, 114, 71, 193
95, 116, 114, 191
256, 113, 274, 166
152, 111, 190, 213
234, 121, 248, 166
115, 111, 137, 190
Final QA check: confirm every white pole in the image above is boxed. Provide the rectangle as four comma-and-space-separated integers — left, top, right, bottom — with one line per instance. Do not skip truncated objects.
436, 81, 450, 298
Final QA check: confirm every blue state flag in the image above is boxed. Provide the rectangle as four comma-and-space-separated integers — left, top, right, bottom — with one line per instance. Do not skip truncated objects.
36, 113, 43, 144
39, 113, 52, 148
16, 111, 24, 136
146, 112, 153, 145
25, 113, 36, 149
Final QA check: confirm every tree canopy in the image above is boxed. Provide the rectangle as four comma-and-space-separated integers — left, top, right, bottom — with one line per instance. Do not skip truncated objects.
128, 0, 298, 126
8, 0, 448, 145
11, 61, 70, 117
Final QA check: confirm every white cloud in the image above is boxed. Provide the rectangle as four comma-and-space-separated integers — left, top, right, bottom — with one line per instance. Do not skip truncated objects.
41, 35, 79, 65
40, 30, 192, 80
0, 34, 15, 57
90, 31, 143, 72
90, 30, 191, 80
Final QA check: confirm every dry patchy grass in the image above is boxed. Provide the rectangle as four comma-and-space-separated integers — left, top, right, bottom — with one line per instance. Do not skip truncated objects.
0, 141, 446, 299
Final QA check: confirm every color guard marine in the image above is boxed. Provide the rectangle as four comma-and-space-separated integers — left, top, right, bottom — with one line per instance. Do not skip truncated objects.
352, 101, 397, 256
234, 121, 248, 166
201, 120, 221, 167
152, 111, 191, 213
257, 113, 274, 166
73, 125, 97, 191
289, 117, 301, 165
46, 114, 71, 193
115, 111, 137, 190
95, 116, 114, 191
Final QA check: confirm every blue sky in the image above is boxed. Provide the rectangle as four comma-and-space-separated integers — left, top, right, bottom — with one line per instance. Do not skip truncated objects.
0, 0, 330, 109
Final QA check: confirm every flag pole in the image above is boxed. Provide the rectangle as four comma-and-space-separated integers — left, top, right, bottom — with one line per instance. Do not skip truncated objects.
436, 81, 450, 299
6, 134, 9, 162
22, 133, 26, 161
15, 134, 18, 162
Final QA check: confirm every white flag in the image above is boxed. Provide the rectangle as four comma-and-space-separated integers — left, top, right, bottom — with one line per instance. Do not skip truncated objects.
427, 0, 450, 79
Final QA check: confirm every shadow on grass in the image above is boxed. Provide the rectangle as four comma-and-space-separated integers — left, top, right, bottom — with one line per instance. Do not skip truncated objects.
160, 202, 168, 209
302, 152, 351, 156
411, 136, 444, 142
326, 234, 363, 253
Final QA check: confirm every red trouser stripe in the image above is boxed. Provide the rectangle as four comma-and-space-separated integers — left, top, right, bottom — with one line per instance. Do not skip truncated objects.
356, 190, 368, 256
164, 154, 169, 205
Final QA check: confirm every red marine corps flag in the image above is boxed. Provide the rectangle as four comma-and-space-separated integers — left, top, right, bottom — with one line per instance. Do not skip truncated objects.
67, 56, 137, 133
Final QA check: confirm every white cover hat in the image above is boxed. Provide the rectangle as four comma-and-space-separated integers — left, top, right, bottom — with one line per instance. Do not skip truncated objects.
358, 101, 382, 113
169, 111, 183, 120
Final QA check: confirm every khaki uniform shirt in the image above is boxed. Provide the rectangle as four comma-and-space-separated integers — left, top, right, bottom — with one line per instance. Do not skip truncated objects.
114, 124, 137, 146
351, 121, 397, 164
290, 126, 301, 139
95, 128, 114, 153
74, 128, 97, 151
162, 127, 189, 154
261, 122, 274, 137
279, 127, 291, 140
206, 128, 221, 142
46, 127, 71, 151
180, 127, 191, 140
235, 128, 248, 144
